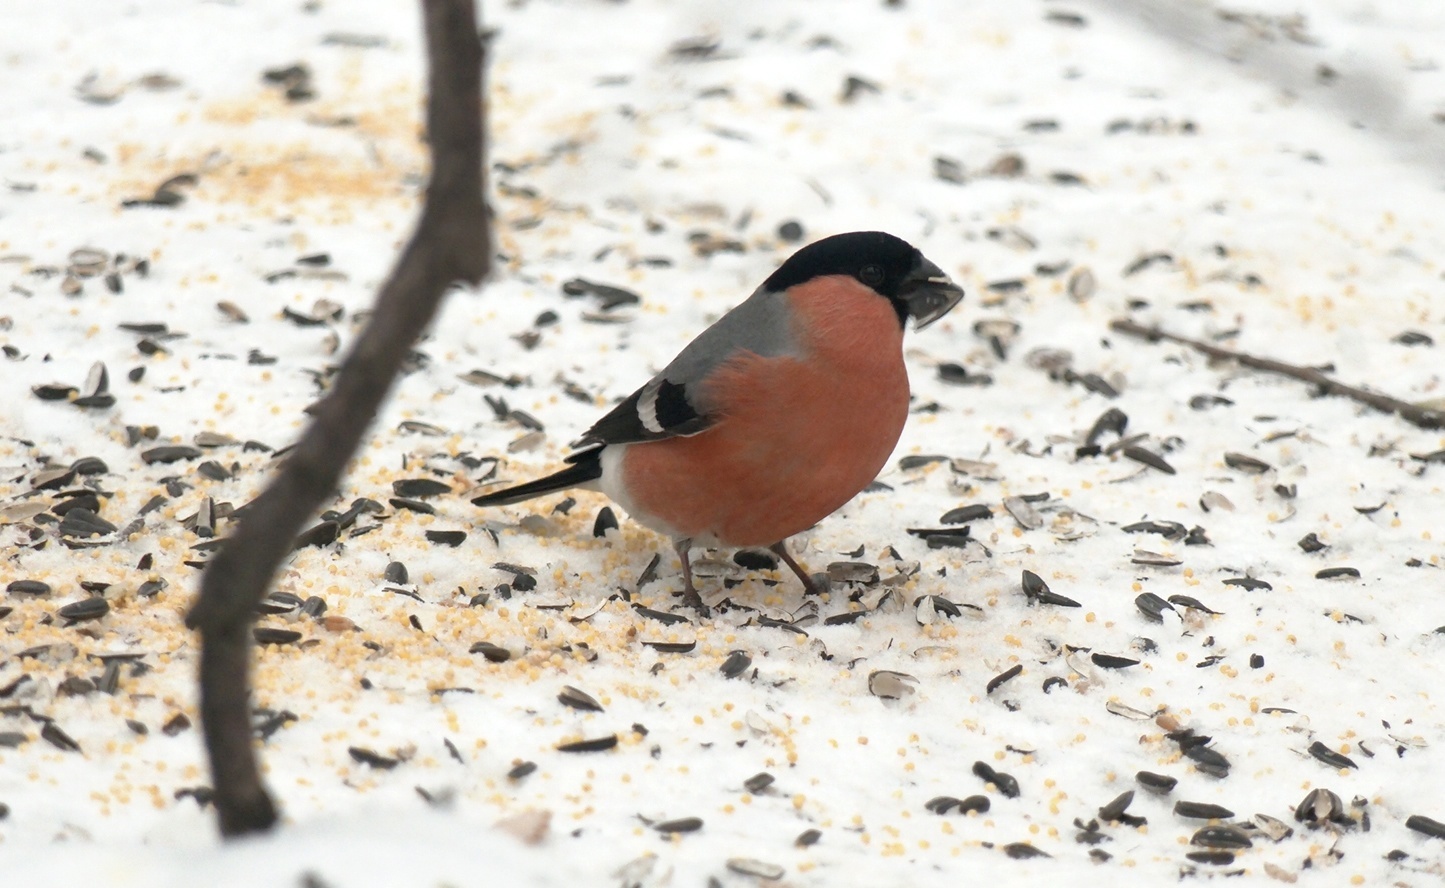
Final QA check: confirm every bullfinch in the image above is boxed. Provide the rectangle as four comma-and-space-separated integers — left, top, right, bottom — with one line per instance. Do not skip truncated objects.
473, 231, 964, 613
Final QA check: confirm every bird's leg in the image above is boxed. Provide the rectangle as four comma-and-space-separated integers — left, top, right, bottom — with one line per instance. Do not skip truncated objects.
770, 540, 823, 596
673, 537, 710, 616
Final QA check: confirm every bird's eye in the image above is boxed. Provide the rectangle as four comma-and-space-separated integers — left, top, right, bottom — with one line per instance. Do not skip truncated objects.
859, 264, 884, 287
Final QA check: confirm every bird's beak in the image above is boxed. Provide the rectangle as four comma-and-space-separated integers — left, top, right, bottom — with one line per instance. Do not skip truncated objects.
900, 260, 965, 330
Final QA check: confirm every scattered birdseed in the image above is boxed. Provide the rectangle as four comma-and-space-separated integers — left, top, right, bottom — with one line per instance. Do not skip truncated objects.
1003, 843, 1049, 859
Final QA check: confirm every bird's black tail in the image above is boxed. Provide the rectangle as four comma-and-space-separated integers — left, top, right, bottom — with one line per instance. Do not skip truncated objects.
471, 449, 603, 507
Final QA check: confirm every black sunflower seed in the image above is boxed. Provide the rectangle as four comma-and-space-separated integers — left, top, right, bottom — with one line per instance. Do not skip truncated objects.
7, 579, 51, 596
925, 796, 962, 814
1191, 825, 1252, 849
1021, 569, 1080, 607
70, 456, 108, 475
1175, 800, 1235, 820
642, 640, 696, 653
1168, 594, 1219, 614
1223, 577, 1271, 591
986, 664, 1022, 694
59, 508, 117, 537
1123, 520, 1188, 540
558, 685, 603, 713
1003, 843, 1049, 859
1184, 744, 1231, 778
1308, 741, 1357, 770
823, 611, 866, 625
253, 627, 302, 645
720, 650, 752, 679
469, 642, 510, 662
1315, 567, 1360, 580
634, 605, 689, 625
653, 816, 703, 834
1085, 407, 1128, 445
1298, 532, 1327, 553
1122, 445, 1175, 474
940, 504, 992, 524
348, 746, 399, 769
1223, 452, 1270, 473
507, 761, 537, 780
41, 722, 82, 753
1295, 788, 1344, 824
1135, 592, 1174, 622
1405, 814, 1445, 839
384, 561, 408, 584
1098, 790, 1135, 822
425, 530, 466, 547
557, 734, 618, 753
389, 497, 435, 515
33, 383, 78, 401
973, 761, 1020, 798
1091, 653, 1139, 669
743, 772, 775, 794
58, 598, 109, 623
141, 445, 203, 464
1136, 771, 1176, 794
162, 713, 192, 736
1185, 850, 1235, 865
593, 506, 619, 537
795, 828, 822, 847
392, 478, 451, 498
293, 521, 340, 550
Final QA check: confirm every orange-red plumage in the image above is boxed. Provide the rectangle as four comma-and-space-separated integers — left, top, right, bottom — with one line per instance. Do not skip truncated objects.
620, 276, 909, 546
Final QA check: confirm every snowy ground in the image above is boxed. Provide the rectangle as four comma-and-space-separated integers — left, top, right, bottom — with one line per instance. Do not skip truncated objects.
2, 0, 1445, 885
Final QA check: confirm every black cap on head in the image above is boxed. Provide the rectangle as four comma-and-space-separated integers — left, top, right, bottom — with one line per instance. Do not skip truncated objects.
763, 230, 964, 329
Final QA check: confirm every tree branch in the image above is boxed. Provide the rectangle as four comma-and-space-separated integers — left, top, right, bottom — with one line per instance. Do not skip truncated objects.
185, 0, 491, 837
1110, 318, 1444, 430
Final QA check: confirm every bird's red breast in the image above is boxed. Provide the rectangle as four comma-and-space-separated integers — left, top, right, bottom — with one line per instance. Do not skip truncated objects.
617, 275, 911, 547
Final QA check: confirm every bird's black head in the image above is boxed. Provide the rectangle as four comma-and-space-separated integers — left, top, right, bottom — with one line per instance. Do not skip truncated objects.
763, 230, 964, 329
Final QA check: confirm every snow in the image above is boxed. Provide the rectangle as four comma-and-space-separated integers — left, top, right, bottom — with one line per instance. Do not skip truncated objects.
2, 0, 1444, 884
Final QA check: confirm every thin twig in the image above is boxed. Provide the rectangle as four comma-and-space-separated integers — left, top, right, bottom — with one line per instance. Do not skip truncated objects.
1110, 319, 1444, 430
185, 0, 490, 837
